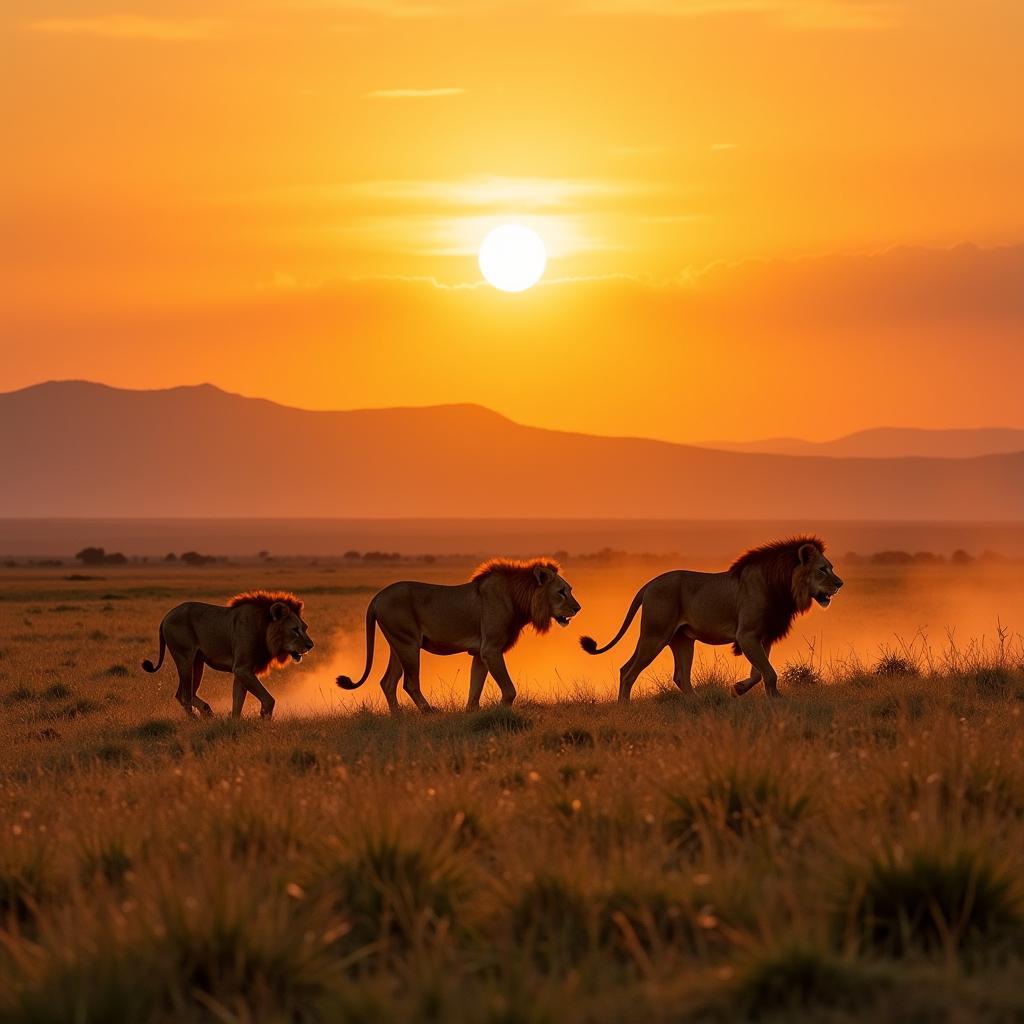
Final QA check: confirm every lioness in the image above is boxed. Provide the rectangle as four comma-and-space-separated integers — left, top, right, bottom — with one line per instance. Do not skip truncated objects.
336, 558, 581, 713
580, 537, 842, 700
142, 591, 314, 718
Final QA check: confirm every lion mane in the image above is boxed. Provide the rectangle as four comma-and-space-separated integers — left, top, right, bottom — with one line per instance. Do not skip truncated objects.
228, 591, 306, 672
728, 535, 825, 653
471, 557, 562, 641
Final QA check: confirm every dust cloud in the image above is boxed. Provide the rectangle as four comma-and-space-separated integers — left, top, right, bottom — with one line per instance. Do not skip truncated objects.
282, 562, 1024, 715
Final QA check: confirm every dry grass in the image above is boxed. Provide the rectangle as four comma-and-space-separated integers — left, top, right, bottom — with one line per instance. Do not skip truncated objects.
2, 565, 1024, 1022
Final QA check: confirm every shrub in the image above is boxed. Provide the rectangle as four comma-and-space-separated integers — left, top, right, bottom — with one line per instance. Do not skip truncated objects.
510, 874, 591, 969
468, 706, 531, 735
131, 718, 177, 740
665, 765, 810, 853
874, 652, 918, 678
728, 945, 878, 1019
835, 844, 1020, 956
314, 833, 465, 953
780, 663, 823, 689
964, 666, 1014, 697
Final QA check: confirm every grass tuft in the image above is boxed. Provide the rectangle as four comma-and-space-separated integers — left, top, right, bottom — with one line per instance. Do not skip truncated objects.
728, 945, 880, 1019
510, 873, 591, 970
468, 705, 532, 735
314, 831, 465, 954
131, 718, 177, 740
836, 843, 1020, 956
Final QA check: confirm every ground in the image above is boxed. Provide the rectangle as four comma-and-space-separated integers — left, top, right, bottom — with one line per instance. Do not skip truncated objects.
2, 563, 1024, 1023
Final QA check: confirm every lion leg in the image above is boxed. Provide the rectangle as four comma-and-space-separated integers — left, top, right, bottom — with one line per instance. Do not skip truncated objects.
171, 649, 198, 717
733, 667, 762, 697
736, 633, 779, 698
617, 635, 667, 703
481, 648, 517, 706
668, 632, 695, 694
397, 648, 435, 714
618, 602, 677, 703
190, 655, 214, 717
379, 649, 402, 715
466, 655, 488, 711
246, 675, 276, 718
231, 675, 248, 717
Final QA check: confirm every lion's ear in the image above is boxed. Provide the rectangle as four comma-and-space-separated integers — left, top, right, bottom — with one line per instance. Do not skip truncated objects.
798, 543, 818, 566
533, 565, 555, 586
270, 601, 290, 621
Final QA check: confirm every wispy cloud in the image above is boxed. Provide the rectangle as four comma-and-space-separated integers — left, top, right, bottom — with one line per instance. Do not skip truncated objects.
366, 87, 466, 98
573, 0, 899, 30
710, 142, 738, 150
312, 0, 464, 17
25, 15, 220, 40
335, 176, 654, 209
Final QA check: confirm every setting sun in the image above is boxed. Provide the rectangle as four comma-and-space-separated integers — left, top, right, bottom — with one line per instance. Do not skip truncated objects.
478, 224, 547, 292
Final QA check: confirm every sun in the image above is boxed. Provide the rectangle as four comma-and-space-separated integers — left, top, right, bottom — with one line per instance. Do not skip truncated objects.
478, 224, 547, 292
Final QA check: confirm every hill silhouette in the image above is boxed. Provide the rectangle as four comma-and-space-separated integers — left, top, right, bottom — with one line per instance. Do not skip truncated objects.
701, 426, 1024, 459
1, 381, 1021, 520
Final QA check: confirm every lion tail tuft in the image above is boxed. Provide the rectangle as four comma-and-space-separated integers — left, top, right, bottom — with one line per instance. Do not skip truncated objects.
578, 586, 647, 656
142, 624, 166, 673
335, 602, 377, 691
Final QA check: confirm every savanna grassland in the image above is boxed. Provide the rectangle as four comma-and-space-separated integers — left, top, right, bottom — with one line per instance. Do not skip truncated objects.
2, 563, 1024, 1023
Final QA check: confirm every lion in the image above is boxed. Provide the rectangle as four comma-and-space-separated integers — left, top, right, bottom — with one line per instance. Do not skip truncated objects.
580, 537, 842, 701
141, 591, 314, 718
336, 558, 581, 713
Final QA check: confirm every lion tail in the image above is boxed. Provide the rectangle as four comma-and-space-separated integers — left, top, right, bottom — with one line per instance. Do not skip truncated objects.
579, 585, 647, 655
336, 601, 377, 690
141, 624, 166, 673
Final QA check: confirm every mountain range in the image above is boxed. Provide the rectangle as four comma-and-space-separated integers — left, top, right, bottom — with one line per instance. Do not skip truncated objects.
701, 427, 1024, 459
0, 381, 1021, 520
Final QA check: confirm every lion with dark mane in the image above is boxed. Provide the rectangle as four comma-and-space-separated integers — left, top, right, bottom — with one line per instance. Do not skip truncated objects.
580, 537, 842, 700
336, 558, 581, 713
142, 591, 314, 717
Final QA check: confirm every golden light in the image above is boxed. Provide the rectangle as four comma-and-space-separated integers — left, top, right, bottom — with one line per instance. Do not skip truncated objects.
478, 224, 547, 292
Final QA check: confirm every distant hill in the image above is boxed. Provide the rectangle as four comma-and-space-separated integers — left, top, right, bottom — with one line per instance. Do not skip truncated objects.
700, 426, 1024, 459
0, 381, 1022, 520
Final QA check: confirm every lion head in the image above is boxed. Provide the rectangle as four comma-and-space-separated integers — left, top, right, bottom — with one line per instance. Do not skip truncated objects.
728, 537, 843, 652
230, 590, 315, 665
792, 541, 844, 610
471, 558, 582, 633
530, 562, 583, 630
267, 601, 315, 664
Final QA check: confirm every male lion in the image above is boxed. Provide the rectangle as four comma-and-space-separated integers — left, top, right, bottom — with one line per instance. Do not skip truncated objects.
580, 537, 842, 701
141, 591, 314, 718
336, 558, 581, 713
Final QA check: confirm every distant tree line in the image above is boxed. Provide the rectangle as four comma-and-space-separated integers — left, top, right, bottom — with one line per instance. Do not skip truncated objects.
75, 547, 128, 566
842, 549, 1009, 566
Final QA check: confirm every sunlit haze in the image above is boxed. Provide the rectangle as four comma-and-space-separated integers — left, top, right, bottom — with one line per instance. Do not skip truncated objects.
3, 1, 1023, 441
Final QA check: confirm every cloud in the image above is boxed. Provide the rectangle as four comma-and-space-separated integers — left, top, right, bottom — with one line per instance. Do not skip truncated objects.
25, 15, 221, 40
572, 0, 899, 30
710, 142, 738, 150
365, 87, 466, 98
675, 242, 1024, 324
312, 0, 465, 16
331, 176, 656, 209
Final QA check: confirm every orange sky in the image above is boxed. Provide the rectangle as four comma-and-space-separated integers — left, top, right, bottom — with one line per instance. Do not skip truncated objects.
3, 0, 1023, 442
